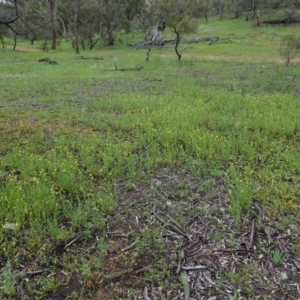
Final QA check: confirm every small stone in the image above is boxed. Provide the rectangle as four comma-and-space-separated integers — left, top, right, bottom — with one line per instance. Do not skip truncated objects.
2, 223, 16, 232
153, 179, 162, 187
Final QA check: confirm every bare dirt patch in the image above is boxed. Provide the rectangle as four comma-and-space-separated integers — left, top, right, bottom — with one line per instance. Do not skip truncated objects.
93, 168, 300, 299
158, 52, 300, 64
7, 46, 42, 52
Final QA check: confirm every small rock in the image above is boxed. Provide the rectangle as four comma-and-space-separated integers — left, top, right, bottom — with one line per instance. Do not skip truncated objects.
2, 223, 17, 232
152, 179, 162, 187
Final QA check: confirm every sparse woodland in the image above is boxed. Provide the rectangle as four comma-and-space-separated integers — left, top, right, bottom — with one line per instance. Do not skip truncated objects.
1, 0, 300, 53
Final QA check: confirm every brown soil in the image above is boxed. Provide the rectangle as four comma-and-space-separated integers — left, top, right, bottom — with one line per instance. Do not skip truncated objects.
7, 46, 42, 52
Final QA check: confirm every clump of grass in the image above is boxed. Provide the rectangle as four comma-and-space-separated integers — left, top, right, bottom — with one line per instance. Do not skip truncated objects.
225, 263, 258, 294
272, 249, 285, 266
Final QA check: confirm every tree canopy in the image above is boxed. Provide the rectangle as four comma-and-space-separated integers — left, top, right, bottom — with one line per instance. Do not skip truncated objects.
1, 0, 300, 53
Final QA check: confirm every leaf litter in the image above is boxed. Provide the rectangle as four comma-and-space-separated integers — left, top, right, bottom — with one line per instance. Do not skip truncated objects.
98, 168, 300, 299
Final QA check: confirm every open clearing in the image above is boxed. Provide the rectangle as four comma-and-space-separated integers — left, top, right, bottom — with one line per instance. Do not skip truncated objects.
7, 45, 300, 63
1, 18, 300, 300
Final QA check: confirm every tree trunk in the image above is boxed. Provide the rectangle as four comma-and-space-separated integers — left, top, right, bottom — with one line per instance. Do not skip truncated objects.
80, 39, 85, 50
107, 26, 115, 46
58, 17, 66, 37
146, 47, 151, 61
74, 5, 80, 54
173, 27, 181, 61
219, 0, 225, 20
235, 3, 240, 18
48, 0, 57, 49
75, 35, 80, 54
0, 36, 4, 48
13, 32, 17, 50
89, 37, 101, 50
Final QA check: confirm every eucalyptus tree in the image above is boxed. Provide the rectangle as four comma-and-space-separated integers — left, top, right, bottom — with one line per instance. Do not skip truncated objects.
123, 0, 146, 32
58, 0, 86, 53
97, 0, 126, 46
147, 0, 199, 60
0, 0, 60, 48
275, 0, 298, 21
227, 0, 249, 18
47, 0, 58, 48
198, 0, 213, 23
58, 0, 132, 52
212, 0, 226, 20
21, 0, 60, 48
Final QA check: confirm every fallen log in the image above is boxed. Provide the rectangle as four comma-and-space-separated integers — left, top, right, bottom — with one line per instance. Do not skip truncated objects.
182, 36, 219, 44
126, 39, 174, 49
127, 37, 220, 48
126, 36, 241, 49
263, 17, 300, 25
113, 56, 142, 71
79, 56, 104, 60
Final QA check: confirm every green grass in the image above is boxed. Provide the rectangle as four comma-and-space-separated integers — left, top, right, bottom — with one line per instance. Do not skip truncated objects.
0, 16, 300, 298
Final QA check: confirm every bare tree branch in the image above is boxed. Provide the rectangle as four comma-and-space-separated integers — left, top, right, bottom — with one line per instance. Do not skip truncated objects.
23, 1, 46, 18
18, 19, 59, 36
0, 0, 53, 37
0, 16, 20, 26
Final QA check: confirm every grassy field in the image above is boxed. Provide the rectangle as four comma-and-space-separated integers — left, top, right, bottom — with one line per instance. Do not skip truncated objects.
0, 17, 300, 299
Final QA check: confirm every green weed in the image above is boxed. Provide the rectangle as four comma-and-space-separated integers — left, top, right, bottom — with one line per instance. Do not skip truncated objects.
0, 261, 16, 296
225, 263, 258, 294
272, 249, 285, 266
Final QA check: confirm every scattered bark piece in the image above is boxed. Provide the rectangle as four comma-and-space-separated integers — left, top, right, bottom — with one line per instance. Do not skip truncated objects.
181, 265, 207, 271
121, 241, 136, 252
52, 226, 95, 255
264, 226, 273, 245
143, 286, 151, 300
292, 260, 300, 271
203, 270, 215, 286
15, 269, 48, 277
176, 249, 185, 274
106, 231, 132, 238
180, 272, 190, 300
249, 219, 256, 251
